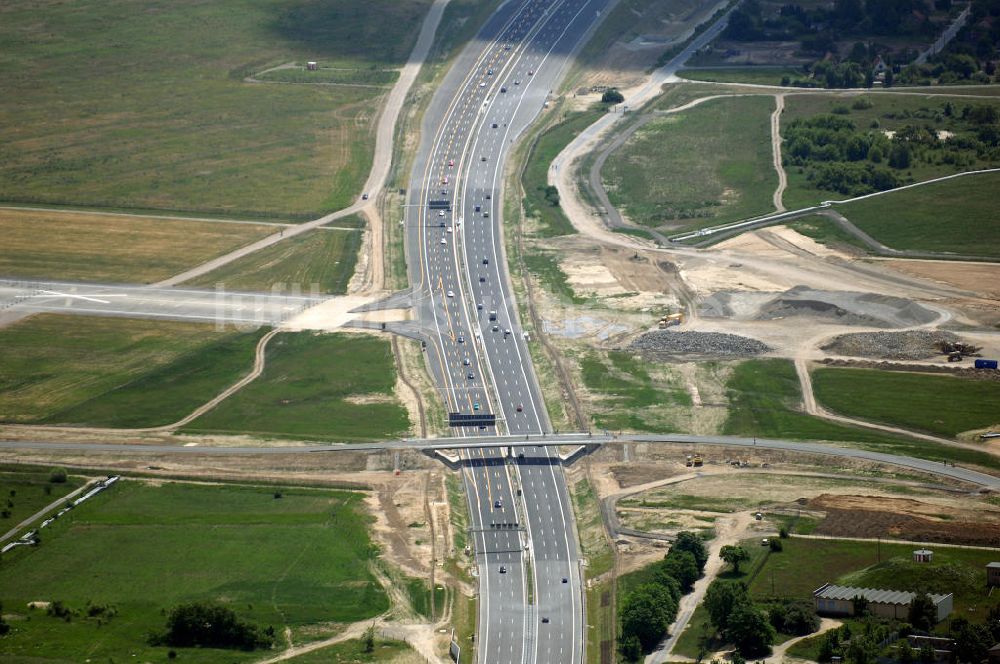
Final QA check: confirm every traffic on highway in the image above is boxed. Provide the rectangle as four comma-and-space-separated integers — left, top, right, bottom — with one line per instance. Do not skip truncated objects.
403, 0, 611, 661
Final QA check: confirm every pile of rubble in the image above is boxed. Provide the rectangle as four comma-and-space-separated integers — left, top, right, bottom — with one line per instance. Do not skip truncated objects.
628, 330, 772, 357
821, 330, 961, 360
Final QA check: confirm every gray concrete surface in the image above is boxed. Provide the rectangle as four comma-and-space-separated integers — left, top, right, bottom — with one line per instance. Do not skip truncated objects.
0, 279, 322, 326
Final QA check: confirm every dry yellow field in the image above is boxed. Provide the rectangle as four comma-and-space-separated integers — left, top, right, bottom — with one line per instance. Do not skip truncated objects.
0, 208, 273, 284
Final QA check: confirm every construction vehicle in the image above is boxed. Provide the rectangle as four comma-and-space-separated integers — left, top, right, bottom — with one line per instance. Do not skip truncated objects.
685, 454, 693, 467
692, 455, 703, 467
658, 312, 684, 329
937, 340, 982, 362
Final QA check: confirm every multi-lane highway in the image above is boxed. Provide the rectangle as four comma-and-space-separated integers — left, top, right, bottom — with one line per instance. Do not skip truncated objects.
402, 0, 612, 661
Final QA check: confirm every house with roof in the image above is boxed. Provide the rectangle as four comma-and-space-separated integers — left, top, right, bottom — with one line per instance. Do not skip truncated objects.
987, 562, 1000, 587
813, 583, 953, 622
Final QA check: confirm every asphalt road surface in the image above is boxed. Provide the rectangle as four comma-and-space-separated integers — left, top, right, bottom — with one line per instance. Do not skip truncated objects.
402, 0, 612, 660
0, 279, 321, 326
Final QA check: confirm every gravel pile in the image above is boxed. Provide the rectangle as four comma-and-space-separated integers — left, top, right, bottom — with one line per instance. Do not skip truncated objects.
628, 331, 772, 357
821, 330, 960, 360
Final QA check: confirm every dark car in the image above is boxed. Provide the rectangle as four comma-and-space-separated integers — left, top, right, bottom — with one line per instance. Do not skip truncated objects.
541, 617, 549, 624
562, 577, 568, 583
479, 276, 486, 282
500, 565, 507, 574
491, 123, 498, 128
483, 258, 489, 264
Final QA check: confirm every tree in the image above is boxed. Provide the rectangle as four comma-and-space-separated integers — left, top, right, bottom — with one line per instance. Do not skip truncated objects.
705, 581, 749, 632
725, 601, 775, 657
950, 617, 992, 664
720, 545, 751, 574
619, 634, 642, 662
602, 89, 624, 104
917, 642, 935, 664
620, 584, 677, 652
898, 639, 914, 664
362, 624, 376, 653
673, 531, 709, 572
888, 143, 911, 169
852, 594, 870, 617
908, 592, 937, 631
49, 467, 67, 484
661, 550, 700, 592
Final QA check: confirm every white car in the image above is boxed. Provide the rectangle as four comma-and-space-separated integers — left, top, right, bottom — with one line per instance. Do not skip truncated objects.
447, 227, 453, 233
447, 290, 454, 298
440, 238, 447, 245
438, 210, 445, 217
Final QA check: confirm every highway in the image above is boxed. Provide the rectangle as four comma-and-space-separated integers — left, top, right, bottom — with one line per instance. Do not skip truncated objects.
401, 0, 612, 660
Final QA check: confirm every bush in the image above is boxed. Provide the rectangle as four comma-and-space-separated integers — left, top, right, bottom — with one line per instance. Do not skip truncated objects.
769, 538, 783, 552
49, 468, 68, 484
602, 89, 624, 104
154, 602, 273, 651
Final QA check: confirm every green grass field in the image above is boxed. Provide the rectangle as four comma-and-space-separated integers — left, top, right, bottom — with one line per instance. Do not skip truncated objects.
184, 332, 410, 441
580, 351, 692, 433
0, 315, 265, 426
186, 223, 363, 293
813, 367, 1000, 437
0, 0, 432, 218
603, 95, 777, 231
0, 480, 389, 661
833, 172, 1000, 257
722, 359, 1000, 471
257, 65, 399, 86
522, 108, 603, 237
570, 478, 614, 578
0, 469, 84, 529
680, 67, 804, 86
282, 638, 414, 662
0, 208, 273, 284
749, 537, 1000, 621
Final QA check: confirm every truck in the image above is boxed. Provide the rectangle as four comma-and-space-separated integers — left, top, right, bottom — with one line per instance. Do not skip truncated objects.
658, 312, 684, 328
975, 359, 998, 370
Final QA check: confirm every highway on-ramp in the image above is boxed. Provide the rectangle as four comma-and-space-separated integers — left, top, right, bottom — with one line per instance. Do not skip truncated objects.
401, 0, 613, 661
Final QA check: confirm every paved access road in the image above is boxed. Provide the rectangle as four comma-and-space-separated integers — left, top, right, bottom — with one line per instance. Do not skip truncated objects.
0, 279, 321, 326
402, 0, 612, 661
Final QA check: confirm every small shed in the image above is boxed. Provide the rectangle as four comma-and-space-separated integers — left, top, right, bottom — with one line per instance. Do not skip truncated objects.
987, 562, 1000, 587
913, 549, 933, 563
306, 61, 318, 71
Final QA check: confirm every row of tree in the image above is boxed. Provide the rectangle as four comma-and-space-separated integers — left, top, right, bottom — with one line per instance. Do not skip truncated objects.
150, 602, 274, 651
619, 532, 708, 661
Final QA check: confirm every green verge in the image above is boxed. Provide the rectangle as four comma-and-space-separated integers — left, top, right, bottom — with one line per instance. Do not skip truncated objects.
785, 213, 872, 253
0, 480, 388, 661
281, 638, 414, 662
679, 67, 804, 86
580, 351, 691, 433
183, 331, 410, 441
186, 223, 363, 293
722, 359, 1000, 471
749, 537, 1000, 623
813, 367, 1000, 438
602, 95, 777, 232
522, 108, 604, 237
0, 0, 432, 217
0, 469, 84, 527
0, 315, 263, 425
832, 172, 1000, 258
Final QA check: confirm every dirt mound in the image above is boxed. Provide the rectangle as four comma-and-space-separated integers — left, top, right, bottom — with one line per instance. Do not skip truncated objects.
821, 330, 962, 360
700, 286, 939, 329
628, 330, 772, 357
757, 298, 885, 326
807, 494, 1000, 547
